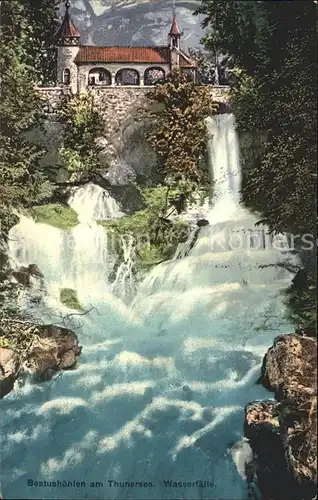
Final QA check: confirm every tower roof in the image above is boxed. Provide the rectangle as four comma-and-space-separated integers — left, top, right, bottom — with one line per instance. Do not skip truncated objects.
56, 0, 80, 41
169, 13, 181, 36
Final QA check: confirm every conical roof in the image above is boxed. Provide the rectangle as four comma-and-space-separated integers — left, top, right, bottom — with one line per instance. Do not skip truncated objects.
169, 13, 181, 36
56, 1, 80, 41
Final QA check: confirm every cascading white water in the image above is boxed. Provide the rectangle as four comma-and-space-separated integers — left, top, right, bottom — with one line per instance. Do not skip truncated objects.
69, 183, 124, 223
8, 184, 126, 307
207, 113, 242, 221
2, 114, 297, 500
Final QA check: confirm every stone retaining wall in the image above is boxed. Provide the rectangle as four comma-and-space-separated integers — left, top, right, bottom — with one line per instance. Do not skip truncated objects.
36, 85, 231, 119
36, 85, 231, 182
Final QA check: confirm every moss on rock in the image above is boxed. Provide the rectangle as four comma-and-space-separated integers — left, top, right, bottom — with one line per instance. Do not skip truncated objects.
60, 288, 83, 311
98, 210, 149, 236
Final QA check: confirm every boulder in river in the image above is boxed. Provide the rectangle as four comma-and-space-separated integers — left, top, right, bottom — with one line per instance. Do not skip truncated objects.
260, 333, 317, 402
245, 333, 317, 500
0, 322, 82, 396
0, 348, 20, 398
27, 264, 44, 278
197, 219, 210, 227
26, 324, 82, 381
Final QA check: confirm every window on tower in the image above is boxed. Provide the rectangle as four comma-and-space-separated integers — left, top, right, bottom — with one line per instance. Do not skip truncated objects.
63, 68, 71, 85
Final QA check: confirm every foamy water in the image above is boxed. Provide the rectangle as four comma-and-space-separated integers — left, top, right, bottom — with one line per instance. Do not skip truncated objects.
1, 114, 297, 500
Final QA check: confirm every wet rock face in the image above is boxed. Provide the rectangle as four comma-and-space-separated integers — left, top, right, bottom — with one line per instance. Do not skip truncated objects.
11, 264, 44, 287
26, 325, 82, 381
0, 348, 20, 398
245, 334, 317, 500
197, 219, 209, 227
261, 333, 317, 403
0, 324, 82, 398
11, 270, 31, 287
245, 401, 293, 499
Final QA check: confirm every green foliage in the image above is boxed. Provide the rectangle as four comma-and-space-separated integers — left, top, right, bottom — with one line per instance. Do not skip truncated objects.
58, 93, 105, 182
1, 0, 60, 84
188, 48, 216, 84
29, 204, 79, 230
147, 69, 218, 183
20, 0, 60, 83
199, 0, 317, 330
0, 336, 12, 348
98, 211, 149, 236
137, 245, 163, 267
284, 276, 317, 334
99, 186, 190, 275
196, 0, 270, 75
0, 1, 54, 237
60, 288, 84, 311
198, 0, 317, 237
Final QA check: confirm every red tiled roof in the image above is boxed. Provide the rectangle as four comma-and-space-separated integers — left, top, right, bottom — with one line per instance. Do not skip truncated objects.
75, 46, 196, 67
169, 15, 181, 36
75, 46, 170, 64
179, 53, 196, 68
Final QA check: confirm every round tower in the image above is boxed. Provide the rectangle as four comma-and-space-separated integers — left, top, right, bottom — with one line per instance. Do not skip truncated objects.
56, 0, 81, 93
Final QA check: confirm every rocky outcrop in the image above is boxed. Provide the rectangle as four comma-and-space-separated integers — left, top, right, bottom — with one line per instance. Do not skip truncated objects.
0, 322, 82, 397
245, 334, 317, 499
0, 348, 20, 398
197, 219, 209, 227
10, 264, 44, 287
261, 333, 317, 402
245, 400, 296, 499
25, 324, 82, 381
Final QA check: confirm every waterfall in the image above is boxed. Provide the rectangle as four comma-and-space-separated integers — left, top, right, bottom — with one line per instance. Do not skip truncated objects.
111, 233, 137, 298
69, 183, 124, 222
206, 114, 242, 221
9, 184, 128, 307
2, 114, 298, 500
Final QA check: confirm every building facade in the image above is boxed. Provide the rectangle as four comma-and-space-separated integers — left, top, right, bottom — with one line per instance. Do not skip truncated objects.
56, 0, 197, 94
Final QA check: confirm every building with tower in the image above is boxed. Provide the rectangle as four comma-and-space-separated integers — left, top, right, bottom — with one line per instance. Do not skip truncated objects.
56, 0, 197, 93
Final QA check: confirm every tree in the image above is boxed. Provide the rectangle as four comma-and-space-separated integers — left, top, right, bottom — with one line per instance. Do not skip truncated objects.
21, 0, 60, 83
188, 47, 231, 86
197, 0, 317, 331
0, 1, 53, 237
188, 48, 216, 85
58, 92, 105, 182
147, 69, 218, 185
196, 1, 271, 77
197, 0, 317, 237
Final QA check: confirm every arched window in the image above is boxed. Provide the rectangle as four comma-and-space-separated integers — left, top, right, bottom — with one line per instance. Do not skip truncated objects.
172, 37, 178, 48
115, 68, 140, 86
144, 67, 165, 86
88, 68, 111, 86
62, 68, 71, 85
